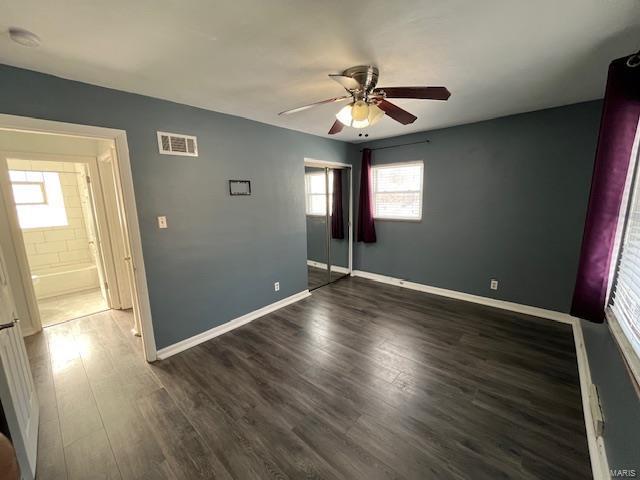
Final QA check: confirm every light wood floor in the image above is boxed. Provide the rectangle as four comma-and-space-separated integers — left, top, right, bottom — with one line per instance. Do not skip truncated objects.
26, 276, 591, 479
37, 288, 109, 327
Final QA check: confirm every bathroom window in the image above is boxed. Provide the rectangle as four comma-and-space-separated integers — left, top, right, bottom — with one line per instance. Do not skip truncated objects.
10, 170, 68, 229
12, 181, 46, 205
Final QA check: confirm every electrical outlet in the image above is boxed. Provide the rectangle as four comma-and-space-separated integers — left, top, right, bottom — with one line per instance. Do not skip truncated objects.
274, 282, 280, 292
490, 279, 498, 290
157, 216, 167, 229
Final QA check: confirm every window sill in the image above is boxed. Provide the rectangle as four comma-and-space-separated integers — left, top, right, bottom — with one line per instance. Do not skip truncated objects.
373, 217, 422, 223
606, 308, 640, 392
20, 224, 70, 231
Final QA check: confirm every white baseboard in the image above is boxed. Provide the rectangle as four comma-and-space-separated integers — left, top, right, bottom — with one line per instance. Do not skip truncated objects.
352, 268, 608, 477
307, 260, 350, 275
351, 269, 573, 324
572, 321, 610, 480
156, 290, 311, 360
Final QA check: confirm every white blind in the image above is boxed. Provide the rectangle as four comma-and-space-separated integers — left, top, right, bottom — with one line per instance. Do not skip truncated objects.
611, 164, 640, 364
372, 161, 423, 220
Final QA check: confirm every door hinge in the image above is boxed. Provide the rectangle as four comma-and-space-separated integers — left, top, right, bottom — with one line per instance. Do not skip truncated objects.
104, 282, 109, 290
86, 175, 91, 184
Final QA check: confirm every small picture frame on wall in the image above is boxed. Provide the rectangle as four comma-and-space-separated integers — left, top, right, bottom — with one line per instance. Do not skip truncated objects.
229, 180, 251, 196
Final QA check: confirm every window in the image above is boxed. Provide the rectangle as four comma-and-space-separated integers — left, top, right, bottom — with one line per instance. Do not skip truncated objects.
609, 159, 640, 385
305, 171, 333, 216
372, 161, 423, 220
12, 182, 47, 205
9, 170, 68, 229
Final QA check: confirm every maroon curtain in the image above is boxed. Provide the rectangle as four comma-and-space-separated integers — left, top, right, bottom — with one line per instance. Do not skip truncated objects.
357, 148, 377, 243
571, 55, 640, 322
331, 169, 344, 239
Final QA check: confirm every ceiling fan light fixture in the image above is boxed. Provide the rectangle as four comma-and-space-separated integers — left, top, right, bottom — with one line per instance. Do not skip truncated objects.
336, 103, 354, 126
352, 118, 370, 129
336, 101, 377, 129
351, 100, 369, 122
281, 65, 451, 136
368, 104, 384, 126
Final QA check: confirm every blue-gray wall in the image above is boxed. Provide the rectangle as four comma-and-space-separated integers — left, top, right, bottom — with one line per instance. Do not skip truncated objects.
350, 101, 602, 313
0, 64, 349, 349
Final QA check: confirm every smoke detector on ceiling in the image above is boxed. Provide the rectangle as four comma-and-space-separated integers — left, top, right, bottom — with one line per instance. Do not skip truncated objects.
9, 28, 41, 48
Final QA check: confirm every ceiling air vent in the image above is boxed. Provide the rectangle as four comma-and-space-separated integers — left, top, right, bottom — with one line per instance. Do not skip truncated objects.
157, 131, 198, 157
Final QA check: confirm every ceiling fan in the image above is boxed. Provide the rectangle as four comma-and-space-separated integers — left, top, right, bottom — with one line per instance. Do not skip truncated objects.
278, 65, 451, 135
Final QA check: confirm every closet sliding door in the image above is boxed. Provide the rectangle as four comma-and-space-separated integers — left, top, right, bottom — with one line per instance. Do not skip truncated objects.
305, 166, 330, 290
329, 167, 350, 282
305, 163, 351, 291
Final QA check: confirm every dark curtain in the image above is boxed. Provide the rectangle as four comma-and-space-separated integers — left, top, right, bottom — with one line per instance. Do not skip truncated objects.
331, 169, 344, 239
571, 55, 640, 322
357, 148, 377, 243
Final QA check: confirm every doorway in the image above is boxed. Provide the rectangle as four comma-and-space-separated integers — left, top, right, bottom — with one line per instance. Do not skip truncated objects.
304, 159, 352, 290
0, 115, 156, 363
5, 154, 114, 327
0, 132, 133, 330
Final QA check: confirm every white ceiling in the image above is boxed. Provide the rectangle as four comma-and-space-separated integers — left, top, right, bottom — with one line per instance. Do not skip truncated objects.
1, 0, 639, 142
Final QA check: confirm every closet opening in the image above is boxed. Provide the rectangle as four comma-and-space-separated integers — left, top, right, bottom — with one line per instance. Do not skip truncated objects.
304, 159, 352, 290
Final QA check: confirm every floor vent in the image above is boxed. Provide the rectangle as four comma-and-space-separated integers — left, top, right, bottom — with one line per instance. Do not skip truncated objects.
157, 131, 198, 157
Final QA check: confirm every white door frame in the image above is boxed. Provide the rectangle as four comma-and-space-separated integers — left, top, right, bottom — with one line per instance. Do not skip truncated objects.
0, 114, 157, 362
303, 158, 353, 274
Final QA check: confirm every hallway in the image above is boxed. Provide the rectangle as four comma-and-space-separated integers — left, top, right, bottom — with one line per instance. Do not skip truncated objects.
25, 309, 149, 479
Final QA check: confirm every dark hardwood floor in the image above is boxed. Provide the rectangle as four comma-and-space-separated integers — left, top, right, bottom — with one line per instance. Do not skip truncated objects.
308, 265, 349, 290
26, 276, 592, 479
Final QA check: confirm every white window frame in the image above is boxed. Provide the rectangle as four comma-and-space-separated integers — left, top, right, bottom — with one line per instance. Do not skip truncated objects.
372, 160, 424, 221
11, 180, 47, 205
9, 170, 68, 229
305, 170, 333, 217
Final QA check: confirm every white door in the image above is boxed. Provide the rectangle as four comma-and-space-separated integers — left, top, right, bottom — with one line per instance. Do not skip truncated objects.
96, 151, 132, 309
0, 239, 39, 479
81, 170, 109, 303
105, 149, 141, 335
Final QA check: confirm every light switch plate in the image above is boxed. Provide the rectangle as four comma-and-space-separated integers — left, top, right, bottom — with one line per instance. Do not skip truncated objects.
158, 216, 167, 229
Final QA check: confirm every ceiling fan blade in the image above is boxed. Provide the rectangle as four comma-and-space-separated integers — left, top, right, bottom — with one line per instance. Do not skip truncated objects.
279, 95, 351, 115
328, 120, 344, 135
377, 99, 417, 125
375, 86, 451, 101
329, 74, 362, 91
